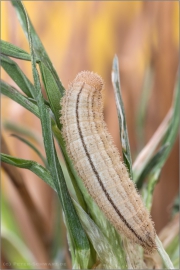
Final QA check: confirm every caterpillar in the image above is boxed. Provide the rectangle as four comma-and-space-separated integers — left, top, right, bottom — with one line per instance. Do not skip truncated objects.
60, 71, 156, 253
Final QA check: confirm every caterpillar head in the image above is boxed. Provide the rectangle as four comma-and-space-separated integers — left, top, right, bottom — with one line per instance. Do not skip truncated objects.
71, 71, 104, 92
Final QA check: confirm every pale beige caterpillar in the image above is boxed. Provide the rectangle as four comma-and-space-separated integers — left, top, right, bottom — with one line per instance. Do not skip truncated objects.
60, 71, 156, 253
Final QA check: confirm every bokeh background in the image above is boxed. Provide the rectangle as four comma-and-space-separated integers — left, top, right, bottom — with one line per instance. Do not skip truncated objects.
1, 1, 179, 269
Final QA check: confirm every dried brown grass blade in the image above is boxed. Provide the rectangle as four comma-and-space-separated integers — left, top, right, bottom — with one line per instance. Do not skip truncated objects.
1, 134, 51, 252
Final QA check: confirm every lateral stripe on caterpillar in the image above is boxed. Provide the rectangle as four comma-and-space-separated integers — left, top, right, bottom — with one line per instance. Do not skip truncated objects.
60, 71, 156, 253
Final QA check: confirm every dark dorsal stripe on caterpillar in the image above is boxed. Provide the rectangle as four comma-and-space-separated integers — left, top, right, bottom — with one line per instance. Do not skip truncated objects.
60, 71, 156, 253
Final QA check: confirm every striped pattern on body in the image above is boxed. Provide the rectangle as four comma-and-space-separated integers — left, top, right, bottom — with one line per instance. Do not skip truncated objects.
60, 71, 156, 253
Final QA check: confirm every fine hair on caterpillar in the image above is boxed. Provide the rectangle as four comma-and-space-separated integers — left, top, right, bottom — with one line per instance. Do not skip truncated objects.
60, 71, 156, 253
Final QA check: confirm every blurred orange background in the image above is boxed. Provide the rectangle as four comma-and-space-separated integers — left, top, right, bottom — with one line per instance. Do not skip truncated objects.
1, 1, 179, 267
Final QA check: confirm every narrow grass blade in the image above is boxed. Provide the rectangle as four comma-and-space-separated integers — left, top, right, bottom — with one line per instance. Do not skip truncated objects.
1, 81, 40, 118
1, 135, 50, 249
1, 40, 31, 61
159, 213, 179, 269
15, 3, 91, 268
156, 236, 175, 269
112, 55, 133, 179
137, 77, 179, 191
172, 195, 179, 216
141, 171, 160, 211
61, 153, 87, 211
11, 0, 65, 98
162, 78, 179, 146
2, 152, 92, 268
2, 229, 34, 269
39, 62, 62, 130
1, 153, 55, 191
2, 80, 85, 208
2, 152, 90, 269
1, 193, 35, 269
74, 200, 123, 269
121, 237, 146, 269
52, 124, 88, 210
140, 80, 179, 269
136, 145, 168, 190
27, 97, 50, 107
165, 236, 179, 269
10, 134, 47, 166
166, 237, 180, 269
1, 54, 34, 98
136, 68, 153, 150
1, 54, 50, 104
133, 110, 172, 182
3, 121, 42, 145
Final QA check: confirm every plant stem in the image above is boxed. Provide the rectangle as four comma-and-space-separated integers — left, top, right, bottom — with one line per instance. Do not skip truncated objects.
155, 235, 174, 269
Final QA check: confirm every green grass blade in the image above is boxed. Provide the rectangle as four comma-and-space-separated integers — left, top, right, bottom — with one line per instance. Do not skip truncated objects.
166, 235, 179, 269
26, 97, 51, 107
1, 193, 34, 269
1, 81, 40, 118
10, 134, 47, 167
11, 0, 65, 98
111, 56, 175, 269
60, 152, 87, 211
1, 40, 31, 61
52, 124, 88, 210
152, 78, 179, 169
74, 200, 124, 269
136, 145, 168, 190
136, 68, 153, 150
3, 121, 42, 145
0, 54, 34, 98
112, 55, 133, 179
172, 196, 179, 216
159, 214, 179, 269
2, 81, 86, 211
162, 78, 180, 145
156, 236, 175, 269
1, 153, 55, 191
142, 171, 160, 211
133, 110, 172, 183
141, 76, 180, 202
1, 152, 93, 267
15, 3, 90, 267
2, 229, 34, 269
39, 62, 62, 130
133, 78, 179, 184
1, 151, 78, 203
0, 54, 52, 104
